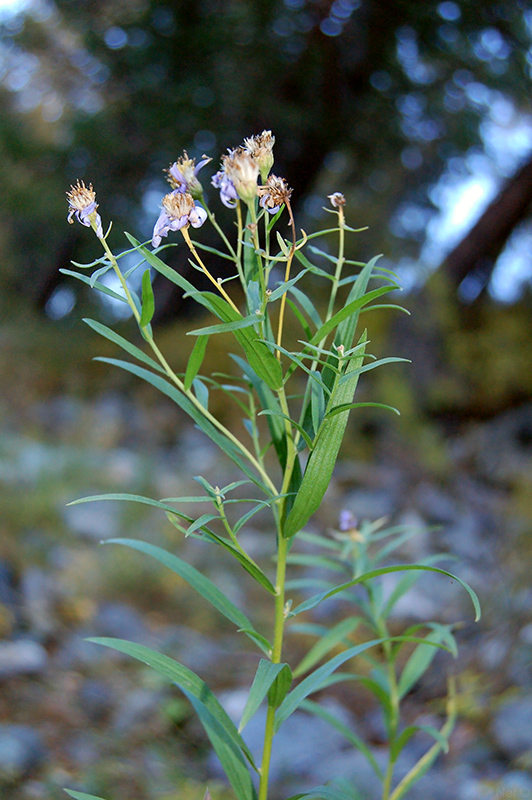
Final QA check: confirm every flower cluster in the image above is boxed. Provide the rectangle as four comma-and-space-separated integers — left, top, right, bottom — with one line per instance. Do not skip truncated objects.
212, 130, 277, 208
66, 180, 103, 238
66, 132, 296, 249
151, 191, 207, 248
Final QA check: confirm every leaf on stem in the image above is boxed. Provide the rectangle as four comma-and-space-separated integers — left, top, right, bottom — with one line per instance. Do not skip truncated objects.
239, 660, 291, 731
139, 268, 155, 327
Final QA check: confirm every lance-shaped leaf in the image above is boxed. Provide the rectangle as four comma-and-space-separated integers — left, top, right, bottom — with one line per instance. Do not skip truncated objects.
64, 792, 107, 800
104, 539, 263, 647
292, 617, 362, 678
184, 334, 209, 391
291, 564, 481, 622
139, 268, 155, 327
87, 638, 258, 771
283, 333, 367, 538
93, 358, 267, 491
185, 691, 257, 800
60, 269, 127, 303
239, 660, 291, 731
274, 639, 384, 731
83, 318, 165, 374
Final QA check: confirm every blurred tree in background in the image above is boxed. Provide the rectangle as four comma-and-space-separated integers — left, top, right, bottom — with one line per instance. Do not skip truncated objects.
1, 0, 532, 322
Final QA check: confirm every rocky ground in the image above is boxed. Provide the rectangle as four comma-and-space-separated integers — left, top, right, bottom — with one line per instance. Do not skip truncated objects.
1, 385, 532, 800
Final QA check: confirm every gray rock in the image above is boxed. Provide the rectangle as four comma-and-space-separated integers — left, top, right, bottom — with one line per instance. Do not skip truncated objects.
492, 695, 532, 758
0, 725, 46, 782
0, 640, 47, 679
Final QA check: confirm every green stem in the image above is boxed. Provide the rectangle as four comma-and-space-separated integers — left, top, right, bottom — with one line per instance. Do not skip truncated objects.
325, 206, 345, 323
258, 533, 289, 800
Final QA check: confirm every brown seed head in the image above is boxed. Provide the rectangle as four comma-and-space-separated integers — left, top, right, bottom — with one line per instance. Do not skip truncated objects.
258, 175, 292, 210
66, 180, 97, 212
162, 191, 195, 220
328, 192, 346, 208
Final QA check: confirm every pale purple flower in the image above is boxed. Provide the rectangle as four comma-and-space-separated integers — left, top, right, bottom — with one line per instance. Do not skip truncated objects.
212, 147, 259, 207
167, 152, 211, 199
211, 168, 239, 208
66, 180, 103, 238
152, 190, 207, 248
338, 509, 357, 532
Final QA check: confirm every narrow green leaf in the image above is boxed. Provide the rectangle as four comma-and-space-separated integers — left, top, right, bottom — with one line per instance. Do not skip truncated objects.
199, 529, 276, 596
268, 269, 308, 303
337, 356, 410, 386
64, 792, 107, 800
325, 401, 400, 419
83, 318, 165, 374
93, 358, 267, 491
238, 629, 272, 655
89, 263, 113, 287
68, 492, 185, 515
186, 692, 257, 800
268, 664, 293, 709
259, 409, 314, 451
184, 334, 209, 391
104, 538, 257, 635
310, 285, 397, 347
274, 639, 384, 731
292, 564, 481, 622
88, 638, 257, 771
60, 269, 127, 303
398, 627, 453, 699
293, 617, 362, 678
310, 372, 326, 435
391, 724, 449, 763
239, 660, 289, 731
285, 787, 354, 800
288, 285, 323, 329
188, 313, 263, 337
140, 268, 155, 327
283, 334, 367, 538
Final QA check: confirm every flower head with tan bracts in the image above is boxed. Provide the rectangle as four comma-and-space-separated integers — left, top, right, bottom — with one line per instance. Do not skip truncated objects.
243, 130, 275, 181
152, 190, 207, 247
258, 175, 292, 215
166, 152, 211, 200
66, 180, 103, 238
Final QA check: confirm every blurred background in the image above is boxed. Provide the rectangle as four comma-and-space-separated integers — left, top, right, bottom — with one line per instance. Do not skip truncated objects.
1, 0, 532, 798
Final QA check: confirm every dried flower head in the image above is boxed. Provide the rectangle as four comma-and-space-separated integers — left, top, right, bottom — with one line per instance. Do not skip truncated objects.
258, 175, 292, 214
166, 152, 211, 200
219, 147, 259, 205
66, 180, 103, 238
152, 190, 207, 248
328, 192, 346, 208
243, 130, 275, 181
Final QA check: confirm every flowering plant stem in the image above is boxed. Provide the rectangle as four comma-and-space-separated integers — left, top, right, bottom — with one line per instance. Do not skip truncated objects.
63, 134, 480, 800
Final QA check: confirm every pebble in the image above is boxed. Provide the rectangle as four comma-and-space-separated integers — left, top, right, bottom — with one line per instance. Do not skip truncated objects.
492, 694, 532, 759
0, 640, 48, 679
0, 724, 46, 782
